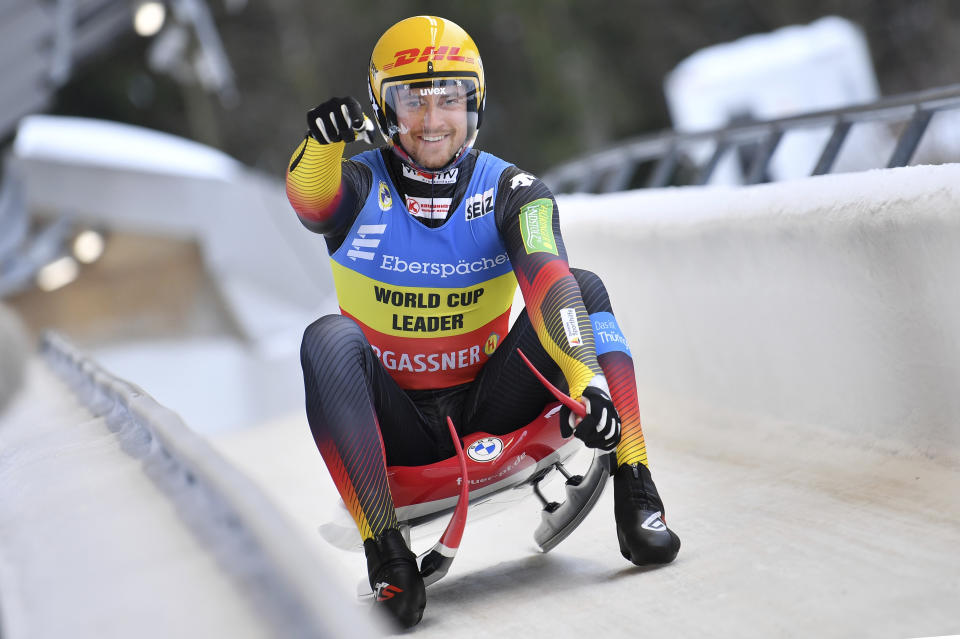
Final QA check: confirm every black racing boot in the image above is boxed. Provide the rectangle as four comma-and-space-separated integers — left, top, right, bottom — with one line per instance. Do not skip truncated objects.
364, 528, 426, 629
613, 462, 681, 566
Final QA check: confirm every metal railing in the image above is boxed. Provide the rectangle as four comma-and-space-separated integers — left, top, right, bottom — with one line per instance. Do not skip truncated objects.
0, 0, 236, 143
542, 83, 960, 194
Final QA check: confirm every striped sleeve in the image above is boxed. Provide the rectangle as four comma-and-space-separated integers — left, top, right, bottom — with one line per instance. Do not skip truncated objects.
285, 134, 355, 235
496, 169, 603, 399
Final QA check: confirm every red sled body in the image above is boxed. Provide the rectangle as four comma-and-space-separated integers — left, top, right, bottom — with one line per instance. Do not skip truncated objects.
388, 402, 578, 525
326, 351, 613, 589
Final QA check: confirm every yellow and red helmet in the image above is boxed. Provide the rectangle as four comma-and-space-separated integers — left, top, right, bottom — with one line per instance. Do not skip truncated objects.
368, 16, 485, 171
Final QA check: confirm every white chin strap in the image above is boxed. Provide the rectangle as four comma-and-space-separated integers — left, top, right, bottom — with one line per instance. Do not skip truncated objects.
398, 143, 469, 175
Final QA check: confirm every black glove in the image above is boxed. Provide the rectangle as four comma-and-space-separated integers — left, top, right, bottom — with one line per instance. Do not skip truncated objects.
559, 385, 621, 452
307, 96, 375, 144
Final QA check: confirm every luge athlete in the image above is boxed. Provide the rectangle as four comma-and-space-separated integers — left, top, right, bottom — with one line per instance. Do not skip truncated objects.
286, 15, 680, 629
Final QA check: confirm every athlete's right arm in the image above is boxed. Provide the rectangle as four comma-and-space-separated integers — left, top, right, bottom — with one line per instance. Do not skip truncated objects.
286, 135, 356, 235
285, 97, 375, 236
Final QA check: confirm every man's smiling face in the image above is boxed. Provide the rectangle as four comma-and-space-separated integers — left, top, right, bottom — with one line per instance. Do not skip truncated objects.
393, 81, 469, 170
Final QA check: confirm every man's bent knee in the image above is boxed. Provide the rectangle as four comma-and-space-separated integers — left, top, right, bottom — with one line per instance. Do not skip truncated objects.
301, 314, 369, 370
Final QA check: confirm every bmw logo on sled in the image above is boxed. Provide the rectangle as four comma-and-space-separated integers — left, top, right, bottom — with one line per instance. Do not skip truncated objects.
466, 437, 504, 462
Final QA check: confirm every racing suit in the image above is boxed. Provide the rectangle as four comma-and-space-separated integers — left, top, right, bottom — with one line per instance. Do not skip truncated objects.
287, 135, 647, 540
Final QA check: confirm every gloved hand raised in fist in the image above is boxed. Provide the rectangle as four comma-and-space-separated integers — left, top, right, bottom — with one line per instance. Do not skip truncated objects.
559, 383, 621, 452
307, 96, 376, 144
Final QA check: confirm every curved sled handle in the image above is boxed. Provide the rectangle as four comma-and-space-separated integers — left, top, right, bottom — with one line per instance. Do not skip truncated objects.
417, 416, 470, 586
440, 416, 469, 548
516, 348, 586, 418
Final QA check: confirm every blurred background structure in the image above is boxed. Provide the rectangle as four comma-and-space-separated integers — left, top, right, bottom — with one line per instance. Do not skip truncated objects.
4, 1, 957, 173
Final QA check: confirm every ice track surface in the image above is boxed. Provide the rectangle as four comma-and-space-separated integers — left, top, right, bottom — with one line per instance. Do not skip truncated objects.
214, 391, 960, 638
4, 356, 958, 637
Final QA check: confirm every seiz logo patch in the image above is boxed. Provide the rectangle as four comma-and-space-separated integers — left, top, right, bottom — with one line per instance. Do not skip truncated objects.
401, 164, 458, 184
347, 224, 386, 261
383, 47, 475, 70
465, 187, 494, 221
406, 195, 451, 220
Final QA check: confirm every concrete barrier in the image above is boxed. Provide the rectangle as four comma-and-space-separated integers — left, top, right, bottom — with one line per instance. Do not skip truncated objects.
0, 303, 27, 415
560, 163, 960, 457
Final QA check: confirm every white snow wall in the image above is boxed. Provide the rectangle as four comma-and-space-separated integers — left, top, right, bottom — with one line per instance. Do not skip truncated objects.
559, 163, 960, 455
0, 303, 27, 412
25, 332, 383, 638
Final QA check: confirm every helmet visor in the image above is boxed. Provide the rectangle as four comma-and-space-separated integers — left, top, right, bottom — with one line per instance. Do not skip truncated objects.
380, 75, 480, 171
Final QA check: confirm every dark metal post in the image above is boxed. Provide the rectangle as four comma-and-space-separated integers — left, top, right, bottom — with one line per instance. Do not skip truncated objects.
811, 121, 852, 175
573, 169, 606, 194
745, 129, 783, 184
646, 147, 679, 188
887, 109, 933, 168
695, 140, 730, 186
601, 162, 637, 193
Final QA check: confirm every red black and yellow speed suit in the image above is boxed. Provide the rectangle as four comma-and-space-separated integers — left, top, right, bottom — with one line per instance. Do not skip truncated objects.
287, 135, 648, 540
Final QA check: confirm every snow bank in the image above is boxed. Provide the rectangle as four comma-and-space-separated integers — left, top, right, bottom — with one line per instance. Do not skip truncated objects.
560, 163, 960, 455
13, 115, 242, 180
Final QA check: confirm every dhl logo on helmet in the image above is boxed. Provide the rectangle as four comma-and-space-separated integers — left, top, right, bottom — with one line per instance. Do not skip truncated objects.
383, 47, 476, 71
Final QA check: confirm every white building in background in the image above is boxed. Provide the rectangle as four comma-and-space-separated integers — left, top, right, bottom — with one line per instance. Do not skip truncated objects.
664, 16, 891, 183
6, 115, 338, 434
11, 114, 338, 349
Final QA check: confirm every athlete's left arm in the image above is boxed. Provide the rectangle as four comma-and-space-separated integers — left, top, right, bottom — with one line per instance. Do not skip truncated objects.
496, 167, 604, 400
